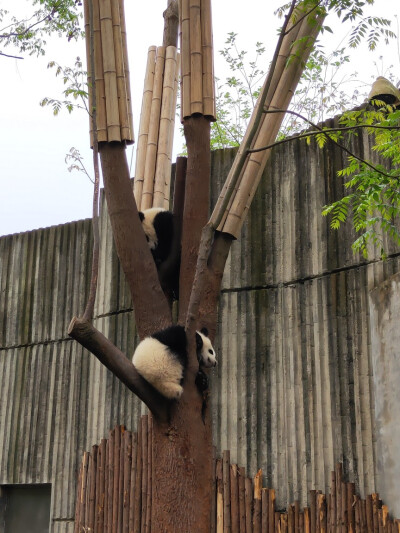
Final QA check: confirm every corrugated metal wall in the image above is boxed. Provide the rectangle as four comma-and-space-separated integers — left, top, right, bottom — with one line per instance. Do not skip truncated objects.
1, 126, 399, 530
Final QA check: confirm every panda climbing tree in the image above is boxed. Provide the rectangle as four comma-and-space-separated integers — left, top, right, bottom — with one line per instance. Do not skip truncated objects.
66, 0, 344, 531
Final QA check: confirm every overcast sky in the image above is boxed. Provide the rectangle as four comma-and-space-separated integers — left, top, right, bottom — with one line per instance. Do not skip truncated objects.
1, 1, 399, 237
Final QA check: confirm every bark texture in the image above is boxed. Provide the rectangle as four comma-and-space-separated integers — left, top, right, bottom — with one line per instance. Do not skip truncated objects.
99, 142, 172, 337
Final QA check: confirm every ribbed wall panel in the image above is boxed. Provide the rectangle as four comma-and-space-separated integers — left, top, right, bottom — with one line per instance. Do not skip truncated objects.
1, 123, 399, 529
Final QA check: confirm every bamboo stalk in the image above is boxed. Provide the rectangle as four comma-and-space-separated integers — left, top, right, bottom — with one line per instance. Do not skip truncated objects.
110, 0, 130, 140
261, 489, 268, 533
238, 467, 246, 533
118, 0, 134, 141
88, 447, 98, 532
180, 0, 191, 119
310, 491, 316, 533
288, 504, 294, 533
347, 483, 355, 533
96, 439, 106, 533
113, 426, 121, 532
165, 50, 180, 209
217, 459, 224, 533
189, 0, 203, 114
73, 454, 84, 533
98, 0, 121, 141
214, 11, 323, 238
200, 0, 215, 118
366, 495, 374, 533
133, 422, 142, 533
134, 46, 157, 206
141, 415, 148, 533
118, 427, 125, 533
153, 45, 178, 208
122, 431, 132, 533
145, 415, 152, 533
129, 432, 138, 533
268, 489, 275, 533
330, 470, 336, 533
245, 477, 253, 533
230, 464, 239, 533
142, 46, 166, 210
253, 470, 262, 533
211, 447, 217, 533
222, 450, 232, 533
304, 508, 310, 533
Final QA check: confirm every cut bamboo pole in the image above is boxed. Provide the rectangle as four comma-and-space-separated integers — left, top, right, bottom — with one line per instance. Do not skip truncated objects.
112, 426, 121, 532
268, 490, 275, 533
217, 459, 224, 533
366, 495, 374, 533
253, 470, 262, 533
180, 0, 191, 120
134, 46, 157, 206
165, 50, 180, 209
330, 470, 336, 533
212, 10, 323, 238
238, 467, 246, 533
73, 454, 84, 533
145, 415, 152, 533
230, 464, 239, 533
141, 46, 166, 210
96, 439, 106, 533
98, 0, 120, 141
153, 45, 178, 208
141, 416, 148, 533
281, 513, 288, 533
122, 431, 132, 533
304, 508, 310, 533
118, 427, 125, 533
294, 501, 300, 533
128, 432, 138, 533
88, 447, 97, 532
310, 490, 316, 533
110, 0, 130, 141
189, 0, 203, 114
201, 0, 215, 118
261, 489, 269, 533
245, 477, 253, 533
133, 422, 142, 533
222, 450, 231, 533
211, 447, 217, 533
118, 0, 133, 141
288, 503, 294, 533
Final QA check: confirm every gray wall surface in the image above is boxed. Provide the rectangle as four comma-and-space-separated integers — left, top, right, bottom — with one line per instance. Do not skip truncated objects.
369, 272, 400, 517
1, 125, 399, 530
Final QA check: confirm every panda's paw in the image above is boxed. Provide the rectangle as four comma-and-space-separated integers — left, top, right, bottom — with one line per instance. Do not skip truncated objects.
165, 383, 183, 400
195, 369, 209, 393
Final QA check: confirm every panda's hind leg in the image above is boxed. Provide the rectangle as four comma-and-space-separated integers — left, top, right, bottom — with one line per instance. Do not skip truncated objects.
160, 381, 184, 400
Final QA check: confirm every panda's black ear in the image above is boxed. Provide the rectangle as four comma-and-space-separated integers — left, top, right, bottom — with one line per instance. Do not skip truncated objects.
200, 327, 209, 337
196, 331, 202, 350
138, 211, 145, 222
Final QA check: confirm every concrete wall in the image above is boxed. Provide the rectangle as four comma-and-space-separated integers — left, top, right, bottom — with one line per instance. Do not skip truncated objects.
1, 124, 400, 530
369, 273, 400, 517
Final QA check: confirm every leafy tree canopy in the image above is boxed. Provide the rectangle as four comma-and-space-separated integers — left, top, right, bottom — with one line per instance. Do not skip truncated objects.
0, 0, 83, 59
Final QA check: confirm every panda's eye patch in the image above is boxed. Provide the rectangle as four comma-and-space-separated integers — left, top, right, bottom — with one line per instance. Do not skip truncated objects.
209, 349, 214, 354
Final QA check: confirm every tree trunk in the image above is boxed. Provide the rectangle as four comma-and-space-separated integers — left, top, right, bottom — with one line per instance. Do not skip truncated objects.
151, 357, 213, 533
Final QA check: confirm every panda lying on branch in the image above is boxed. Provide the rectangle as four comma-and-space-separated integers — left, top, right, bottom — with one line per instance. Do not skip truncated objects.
132, 325, 217, 400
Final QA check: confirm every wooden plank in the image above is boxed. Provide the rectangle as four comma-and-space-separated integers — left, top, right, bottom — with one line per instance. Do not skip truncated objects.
253, 470, 262, 533
268, 489, 275, 533
133, 422, 142, 533
217, 459, 224, 533
140, 416, 148, 533
122, 431, 132, 533
245, 477, 253, 533
261, 489, 268, 533
238, 467, 246, 533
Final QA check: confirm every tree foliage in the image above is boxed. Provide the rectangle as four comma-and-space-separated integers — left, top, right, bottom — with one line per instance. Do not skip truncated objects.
0, 0, 83, 58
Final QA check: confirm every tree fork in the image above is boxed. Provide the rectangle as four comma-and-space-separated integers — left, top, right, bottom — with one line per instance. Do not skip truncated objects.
99, 142, 172, 338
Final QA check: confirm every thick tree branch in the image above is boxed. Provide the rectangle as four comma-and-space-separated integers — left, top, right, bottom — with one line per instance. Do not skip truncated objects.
163, 0, 179, 48
99, 143, 172, 338
68, 317, 169, 421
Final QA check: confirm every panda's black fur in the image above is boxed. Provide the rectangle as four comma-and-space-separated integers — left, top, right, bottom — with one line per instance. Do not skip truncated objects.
138, 208, 174, 267
132, 325, 217, 400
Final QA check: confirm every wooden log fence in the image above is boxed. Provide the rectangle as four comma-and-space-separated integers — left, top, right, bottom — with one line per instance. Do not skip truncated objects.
74, 421, 400, 533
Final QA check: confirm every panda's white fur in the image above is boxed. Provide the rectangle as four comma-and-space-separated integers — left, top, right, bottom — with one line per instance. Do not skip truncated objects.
132, 325, 216, 400
133, 336, 185, 399
140, 207, 163, 251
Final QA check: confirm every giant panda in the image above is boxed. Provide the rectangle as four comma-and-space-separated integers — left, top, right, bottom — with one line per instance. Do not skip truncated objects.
132, 325, 217, 400
138, 207, 174, 267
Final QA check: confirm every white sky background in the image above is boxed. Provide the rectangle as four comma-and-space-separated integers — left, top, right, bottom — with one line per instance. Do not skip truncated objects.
1, 1, 399, 237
